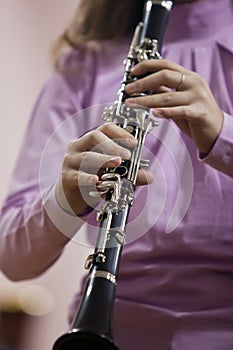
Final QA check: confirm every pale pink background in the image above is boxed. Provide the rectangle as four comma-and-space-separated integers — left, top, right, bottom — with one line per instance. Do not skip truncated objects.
0, 1, 92, 349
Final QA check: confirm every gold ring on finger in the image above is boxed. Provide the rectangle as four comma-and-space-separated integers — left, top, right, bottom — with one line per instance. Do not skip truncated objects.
176, 73, 186, 91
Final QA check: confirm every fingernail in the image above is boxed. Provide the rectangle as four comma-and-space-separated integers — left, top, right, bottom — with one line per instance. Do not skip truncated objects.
131, 66, 139, 75
153, 109, 164, 118
88, 175, 98, 184
125, 84, 136, 94
126, 138, 137, 147
108, 157, 121, 165
125, 98, 142, 109
120, 149, 131, 159
125, 97, 136, 104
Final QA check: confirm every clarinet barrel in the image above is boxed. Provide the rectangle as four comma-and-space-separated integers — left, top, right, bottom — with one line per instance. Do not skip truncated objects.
53, 1, 173, 349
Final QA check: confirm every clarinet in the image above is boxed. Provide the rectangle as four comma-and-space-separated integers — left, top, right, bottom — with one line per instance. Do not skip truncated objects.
53, 1, 173, 349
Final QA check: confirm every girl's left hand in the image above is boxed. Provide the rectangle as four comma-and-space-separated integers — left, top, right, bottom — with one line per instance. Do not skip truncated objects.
125, 59, 223, 154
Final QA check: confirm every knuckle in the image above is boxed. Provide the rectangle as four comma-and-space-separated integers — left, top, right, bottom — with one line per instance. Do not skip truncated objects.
194, 77, 209, 99
91, 129, 101, 138
182, 106, 192, 119
161, 69, 171, 81
61, 168, 69, 181
79, 151, 89, 166
199, 89, 209, 101
63, 152, 71, 166
88, 129, 102, 145
162, 91, 174, 106
79, 150, 88, 159
136, 79, 146, 91
199, 111, 208, 121
99, 122, 114, 133
138, 60, 151, 72
161, 60, 171, 71
66, 140, 76, 152
192, 72, 206, 87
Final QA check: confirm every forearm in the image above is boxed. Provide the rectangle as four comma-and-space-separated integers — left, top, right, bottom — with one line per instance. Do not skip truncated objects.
0, 186, 83, 281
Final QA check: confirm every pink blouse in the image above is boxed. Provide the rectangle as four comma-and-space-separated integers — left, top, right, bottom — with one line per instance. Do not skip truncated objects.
1, 0, 233, 349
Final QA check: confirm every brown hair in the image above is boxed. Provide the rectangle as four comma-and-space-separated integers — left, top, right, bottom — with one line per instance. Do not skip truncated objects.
53, 0, 145, 60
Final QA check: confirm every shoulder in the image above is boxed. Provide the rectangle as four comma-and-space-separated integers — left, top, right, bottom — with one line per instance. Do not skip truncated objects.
55, 38, 129, 83
52, 39, 129, 106
55, 43, 99, 86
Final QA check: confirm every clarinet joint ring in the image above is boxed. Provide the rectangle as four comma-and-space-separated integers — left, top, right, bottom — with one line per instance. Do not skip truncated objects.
90, 270, 117, 285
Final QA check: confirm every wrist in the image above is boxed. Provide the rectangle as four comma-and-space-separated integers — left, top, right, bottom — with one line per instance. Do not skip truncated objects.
55, 179, 96, 217
55, 178, 76, 216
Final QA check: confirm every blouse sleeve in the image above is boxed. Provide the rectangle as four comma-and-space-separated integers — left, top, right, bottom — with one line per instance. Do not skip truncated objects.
198, 112, 233, 177
0, 48, 96, 281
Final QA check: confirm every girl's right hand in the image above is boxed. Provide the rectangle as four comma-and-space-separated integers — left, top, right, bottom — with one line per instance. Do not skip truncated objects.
56, 122, 154, 216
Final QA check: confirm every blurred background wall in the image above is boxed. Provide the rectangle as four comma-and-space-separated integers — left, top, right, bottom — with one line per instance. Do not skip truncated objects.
0, 1, 92, 349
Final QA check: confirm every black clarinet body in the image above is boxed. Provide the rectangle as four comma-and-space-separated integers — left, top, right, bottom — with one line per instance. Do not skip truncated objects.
53, 1, 173, 349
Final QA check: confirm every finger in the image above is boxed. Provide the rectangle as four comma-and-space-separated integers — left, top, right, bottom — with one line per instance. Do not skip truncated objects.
156, 86, 172, 93
125, 90, 192, 109
69, 122, 137, 157
125, 69, 189, 95
76, 171, 100, 187
68, 131, 132, 159
63, 167, 154, 194
62, 169, 99, 190
64, 150, 123, 171
98, 123, 137, 147
136, 169, 154, 186
152, 105, 194, 122
130, 58, 191, 77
